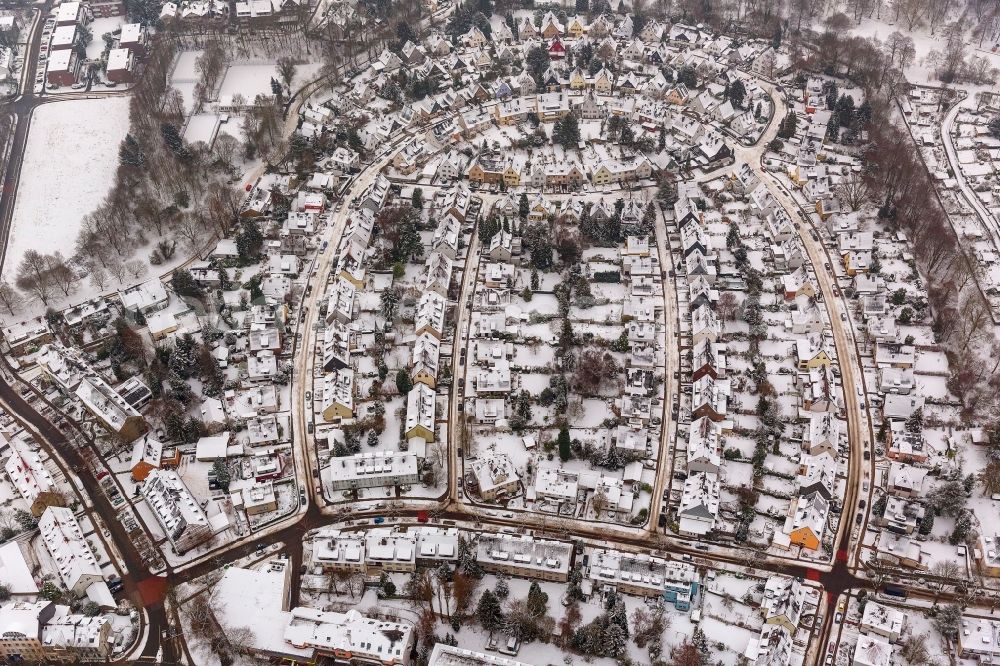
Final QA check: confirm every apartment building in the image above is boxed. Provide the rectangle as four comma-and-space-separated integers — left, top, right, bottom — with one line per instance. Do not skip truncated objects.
4, 435, 64, 517
141, 469, 212, 553
475, 534, 572, 583
283, 608, 414, 666
37, 507, 103, 597
75, 374, 147, 442
325, 451, 420, 493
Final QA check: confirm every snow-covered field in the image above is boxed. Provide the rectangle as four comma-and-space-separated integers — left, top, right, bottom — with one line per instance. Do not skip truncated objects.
217, 61, 323, 106
3, 96, 130, 279
843, 16, 1000, 88
185, 113, 219, 144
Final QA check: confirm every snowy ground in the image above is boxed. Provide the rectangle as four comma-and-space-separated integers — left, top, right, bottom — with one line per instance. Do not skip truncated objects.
3, 96, 130, 279
217, 61, 323, 107
843, 16, 1000, 88
87, 16, 125, 60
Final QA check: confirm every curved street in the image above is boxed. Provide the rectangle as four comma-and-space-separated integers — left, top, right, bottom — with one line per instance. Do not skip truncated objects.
0, 9, 983, 664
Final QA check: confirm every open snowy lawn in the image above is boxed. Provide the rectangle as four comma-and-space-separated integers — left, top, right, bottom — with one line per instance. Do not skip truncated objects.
184, 113, 219, 145
172, 80, 198, 113
218, 61, 323, 106
172, 50, 204, 83
3, 96, 130, 279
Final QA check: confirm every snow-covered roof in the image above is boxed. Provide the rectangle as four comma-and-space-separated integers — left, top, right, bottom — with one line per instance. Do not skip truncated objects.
284, 608, 413, 661
38, 507, 102, 593
195, 433, 230, 461
4, 434, 57, 506
141, 469, 211, 552
429, 644, 534, 666
0, 542, 38, 595
106, 47, 131, 72
210, 564, 306, 657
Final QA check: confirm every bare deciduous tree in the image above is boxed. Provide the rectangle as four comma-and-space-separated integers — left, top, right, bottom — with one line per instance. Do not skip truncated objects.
175, 213, 207, 250
900, 633, 930, 666
195, 42, 228, 109
15, 250, 54, 305
931, 559, 964, 579
276, 56, 298, 92
213, 133, 240, 168
89, 268, 109, 292
206, 183, 242, 237
0, 280, 22, 315
717, 291, 739, 321
108, 260, 129, 285
47, 253, 78, 297
572, 348, 619, 396
838, 170, 871, 211
125, 260, 146, 280
225, 625, 256, 654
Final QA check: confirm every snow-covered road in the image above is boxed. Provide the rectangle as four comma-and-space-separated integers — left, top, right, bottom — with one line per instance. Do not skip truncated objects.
940, 97, 1000, 252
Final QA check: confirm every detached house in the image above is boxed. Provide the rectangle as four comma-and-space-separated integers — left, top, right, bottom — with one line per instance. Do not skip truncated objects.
779, 493, 828, 551
540, 11, 564, 38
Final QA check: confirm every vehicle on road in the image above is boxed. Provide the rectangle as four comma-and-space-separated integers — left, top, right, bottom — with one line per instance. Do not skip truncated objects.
882, 585, 908, 599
